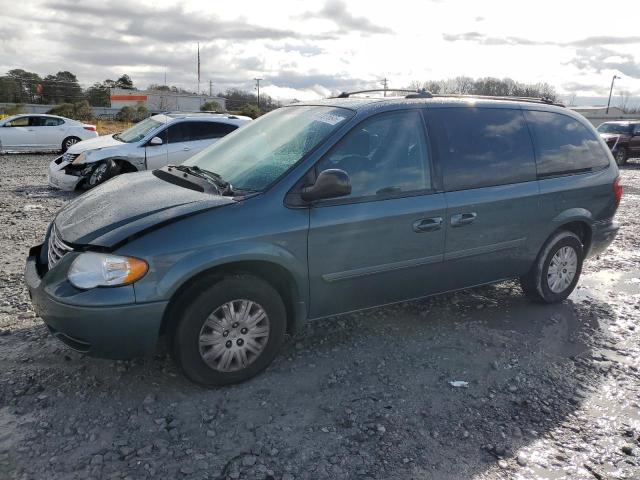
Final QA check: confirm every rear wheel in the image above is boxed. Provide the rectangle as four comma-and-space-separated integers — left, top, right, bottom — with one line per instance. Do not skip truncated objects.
520, 230, 583, 303
615, 147, 628, 166
171, 274, 287, 386
61, 136, 80, 152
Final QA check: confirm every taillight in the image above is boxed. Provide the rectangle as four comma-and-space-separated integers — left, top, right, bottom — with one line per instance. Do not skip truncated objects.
613, 176, 623, 205
83, 125, 96, 131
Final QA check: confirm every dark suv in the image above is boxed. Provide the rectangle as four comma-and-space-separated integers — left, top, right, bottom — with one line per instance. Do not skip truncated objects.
25, 93, 621, 386
597, 120, 640, 165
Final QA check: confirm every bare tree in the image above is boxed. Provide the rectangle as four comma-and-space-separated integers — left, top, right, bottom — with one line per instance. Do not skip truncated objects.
619, 90, 632, 113
403, 77, 559, 101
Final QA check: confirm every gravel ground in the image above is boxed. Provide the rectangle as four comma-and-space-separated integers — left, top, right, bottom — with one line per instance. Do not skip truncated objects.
0, 153, 639, 480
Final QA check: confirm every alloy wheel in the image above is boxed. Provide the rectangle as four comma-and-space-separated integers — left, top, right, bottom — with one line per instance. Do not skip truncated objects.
89, 163, 108, 186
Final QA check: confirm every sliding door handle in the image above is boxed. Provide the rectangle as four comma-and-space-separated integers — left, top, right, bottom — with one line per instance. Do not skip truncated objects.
451, 212, 477, 227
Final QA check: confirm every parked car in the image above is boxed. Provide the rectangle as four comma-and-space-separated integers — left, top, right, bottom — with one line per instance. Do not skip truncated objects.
25, 94, 621, 386
596, 120, 640, 165
0, 114, 97, 153
47, 112, 252, 191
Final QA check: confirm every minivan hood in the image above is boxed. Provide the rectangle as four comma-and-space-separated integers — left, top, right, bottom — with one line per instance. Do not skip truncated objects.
55, 171, 235, 247
67, 134, 123, 154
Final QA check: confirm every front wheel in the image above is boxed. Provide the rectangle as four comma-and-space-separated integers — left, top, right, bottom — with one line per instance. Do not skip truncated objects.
615, 147, 628, 166
171, 274, 287, 386
520, 230, 584, 303
82, 160, 119, 190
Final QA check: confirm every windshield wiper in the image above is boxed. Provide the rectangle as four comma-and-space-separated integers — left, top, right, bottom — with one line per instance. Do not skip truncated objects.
113, 133, 122, 141
168, 165, 234, 195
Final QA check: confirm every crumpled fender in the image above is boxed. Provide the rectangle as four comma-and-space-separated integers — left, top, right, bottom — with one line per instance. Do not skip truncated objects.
77, 148, 145, 170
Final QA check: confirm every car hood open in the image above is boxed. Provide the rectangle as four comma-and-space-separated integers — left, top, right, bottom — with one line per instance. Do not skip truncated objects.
67, 134, 123, 154
54, 171, 235, 247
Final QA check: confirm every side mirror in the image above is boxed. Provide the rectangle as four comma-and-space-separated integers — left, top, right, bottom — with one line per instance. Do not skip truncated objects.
301, 169, 351, 202
149, 136, 163, 146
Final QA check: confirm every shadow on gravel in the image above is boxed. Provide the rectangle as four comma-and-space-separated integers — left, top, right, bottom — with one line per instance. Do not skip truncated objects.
12, 185, 77, 200
1, 281, 618, 479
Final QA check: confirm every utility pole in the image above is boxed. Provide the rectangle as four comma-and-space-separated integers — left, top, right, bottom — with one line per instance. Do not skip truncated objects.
380, 78, 388, 97
606, 75, 620, 114
209, 80, 212, 97
197, 42, 201, 95
254, 78, 262, 109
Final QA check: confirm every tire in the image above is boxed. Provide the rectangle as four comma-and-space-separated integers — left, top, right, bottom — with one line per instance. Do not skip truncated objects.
82, 159, 119, 190
171, 274, 287, 386
615, 147, 628, 166
520, 230, 583, 304
61, 136, 80, 153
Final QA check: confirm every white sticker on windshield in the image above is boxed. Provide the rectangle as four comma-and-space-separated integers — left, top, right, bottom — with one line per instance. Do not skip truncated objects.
314, 112, 346, 125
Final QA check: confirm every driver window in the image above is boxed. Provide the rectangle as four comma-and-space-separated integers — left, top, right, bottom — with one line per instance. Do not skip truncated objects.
315, 110, 431, 199
6, 117, 29, 127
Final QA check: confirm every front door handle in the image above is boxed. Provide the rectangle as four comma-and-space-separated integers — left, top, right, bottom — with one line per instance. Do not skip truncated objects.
182, 147, 191, 151
413, 217, 443, 233
451, 212, 477, 227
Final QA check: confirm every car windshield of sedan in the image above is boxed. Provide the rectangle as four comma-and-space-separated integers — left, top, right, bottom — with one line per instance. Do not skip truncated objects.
184, 106, 354, 192
597, 123, 632, 134
114, 117, 163, 143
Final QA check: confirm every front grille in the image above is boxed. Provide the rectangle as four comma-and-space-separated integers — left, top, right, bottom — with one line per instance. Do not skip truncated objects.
47, 224, 73, 269
59, 152, 79, 164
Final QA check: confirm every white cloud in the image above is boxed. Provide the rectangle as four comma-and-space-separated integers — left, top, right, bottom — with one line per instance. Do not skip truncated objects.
1, 0, 639, 103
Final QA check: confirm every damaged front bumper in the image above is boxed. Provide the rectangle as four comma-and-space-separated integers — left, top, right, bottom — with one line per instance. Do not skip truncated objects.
48, 155, 93, 191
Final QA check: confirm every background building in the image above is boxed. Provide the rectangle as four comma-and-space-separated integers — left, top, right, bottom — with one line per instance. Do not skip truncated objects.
109, 88, 226, 112
568, 106, 637, 126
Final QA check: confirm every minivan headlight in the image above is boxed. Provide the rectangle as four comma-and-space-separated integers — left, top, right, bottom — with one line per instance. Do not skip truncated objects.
68, 252, 148, 289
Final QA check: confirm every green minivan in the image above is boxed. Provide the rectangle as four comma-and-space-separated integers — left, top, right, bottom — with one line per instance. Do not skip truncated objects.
25, 93, 621, 385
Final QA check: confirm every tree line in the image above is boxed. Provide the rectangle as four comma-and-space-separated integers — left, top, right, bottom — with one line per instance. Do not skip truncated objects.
0, 69, 135, 106
407, 77, 560, 102
0, 69, 279, 112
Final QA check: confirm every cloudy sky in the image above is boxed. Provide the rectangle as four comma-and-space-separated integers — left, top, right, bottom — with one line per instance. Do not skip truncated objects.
2, 0, 639, 105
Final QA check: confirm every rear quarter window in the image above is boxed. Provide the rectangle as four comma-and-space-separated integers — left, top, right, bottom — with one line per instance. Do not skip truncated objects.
525, 110, 609, 176
429, 107, 536, 191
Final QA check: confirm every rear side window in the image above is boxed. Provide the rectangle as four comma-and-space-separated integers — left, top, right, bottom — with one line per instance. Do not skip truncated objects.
194, 122, 237, 140
430, 108, 536, 191
41, 117, 64, 126
525, 111, 609, 176
29, 117, 64, 126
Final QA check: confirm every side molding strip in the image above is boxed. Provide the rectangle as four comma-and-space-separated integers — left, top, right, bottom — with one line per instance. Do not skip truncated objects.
322, 254, 443, 283
444, 237, 526, 261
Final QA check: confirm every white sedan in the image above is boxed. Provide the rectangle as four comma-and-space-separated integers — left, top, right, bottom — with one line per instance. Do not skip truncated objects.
0, 114, 98, 153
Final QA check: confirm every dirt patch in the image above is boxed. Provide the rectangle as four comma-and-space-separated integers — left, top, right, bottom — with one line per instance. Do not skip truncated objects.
0, 153, 639, 479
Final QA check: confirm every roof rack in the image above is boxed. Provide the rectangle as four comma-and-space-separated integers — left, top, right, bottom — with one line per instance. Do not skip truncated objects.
332, 90, 564, 107
162, 110, 227, 115
334, 89, 433, 99
430, 94, 564, 107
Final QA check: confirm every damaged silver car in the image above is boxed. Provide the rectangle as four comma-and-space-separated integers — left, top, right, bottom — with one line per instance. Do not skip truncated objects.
48, 112, 251, 190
